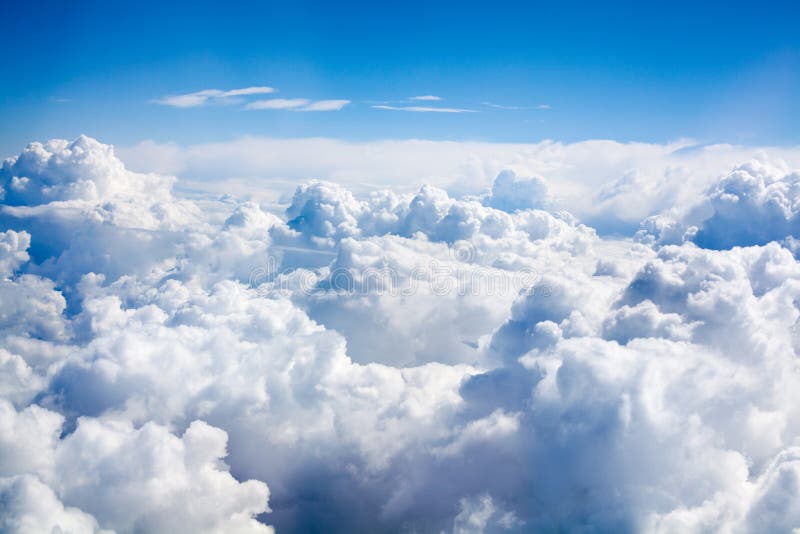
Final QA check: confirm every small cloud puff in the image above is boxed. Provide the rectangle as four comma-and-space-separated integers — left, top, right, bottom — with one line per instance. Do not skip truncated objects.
483, 170, 553, 212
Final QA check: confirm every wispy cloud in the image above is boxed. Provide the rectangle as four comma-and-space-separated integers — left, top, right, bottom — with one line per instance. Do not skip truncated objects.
373, 105, 475, 113
482, 102, 552, 110
482, 102, 521, 110
154, 86, 275, 108
300, 99, 350, 111
409, 95, 442, 101
245, 98, 310, 110
155, 87, 349, 112
220, 87, 276, 97
246, 98, 350, 111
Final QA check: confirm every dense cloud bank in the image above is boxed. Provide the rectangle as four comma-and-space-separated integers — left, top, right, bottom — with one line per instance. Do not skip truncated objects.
1, 136, 800, 532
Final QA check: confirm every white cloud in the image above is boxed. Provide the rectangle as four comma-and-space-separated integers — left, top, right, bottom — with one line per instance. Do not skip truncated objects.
245, 98, 310, 110
481, 102, 521, 110
299, 99, 350, 111
481, 102, 549, 110
0, 475, 108, 534
0, 230, 29, 279
410, 95, 442, 101
483, 170, 552, 212
3, 135, 800, 533
154, 86, 275, 108
373, 104, 476, 113
117, 137, 800, 235
246, 98, 350, 111
55, 419, 273, 533
637, 159, 800, 249
221, 86, 277, 97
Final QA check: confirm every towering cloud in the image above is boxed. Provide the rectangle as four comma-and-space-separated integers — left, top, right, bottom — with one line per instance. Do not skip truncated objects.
638, 160, 800, 250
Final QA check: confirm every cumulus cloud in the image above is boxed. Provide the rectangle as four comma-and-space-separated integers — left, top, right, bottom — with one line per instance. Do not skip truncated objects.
2, 135, 800, 533
0, 230, 29, 278
0, 475, 109, 534
638, 160, 800, 249
0, 398, 273, 533
117, 137, 800, 235
483, 170, 553, 212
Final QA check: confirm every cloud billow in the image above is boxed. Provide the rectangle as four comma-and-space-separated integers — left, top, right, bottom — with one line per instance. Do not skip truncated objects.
2, 136, 800, 533
638, 160, 800, 250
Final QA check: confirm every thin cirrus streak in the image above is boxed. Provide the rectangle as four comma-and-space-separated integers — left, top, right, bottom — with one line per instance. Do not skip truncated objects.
153, 86, 349, 111
372, 104, 476, 112
153, 86, 276, 107
245, 98, 351, 111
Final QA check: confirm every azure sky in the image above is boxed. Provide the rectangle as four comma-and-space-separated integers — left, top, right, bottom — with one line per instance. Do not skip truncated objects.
0, 0, 798, 156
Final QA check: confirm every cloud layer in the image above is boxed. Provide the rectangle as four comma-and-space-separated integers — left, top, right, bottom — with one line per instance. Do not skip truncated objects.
2, 136, 800, 533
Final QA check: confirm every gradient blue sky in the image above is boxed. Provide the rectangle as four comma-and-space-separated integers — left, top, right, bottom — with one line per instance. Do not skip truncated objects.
1, 0, 798, 156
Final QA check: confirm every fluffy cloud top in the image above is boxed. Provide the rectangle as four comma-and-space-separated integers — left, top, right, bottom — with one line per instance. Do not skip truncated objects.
483, 170, 553, 212
117, 136, 800, 237
0, 230, 29, 279
1, 136, 174, 207
639, 160, 800, 249
2, 135, 800, 533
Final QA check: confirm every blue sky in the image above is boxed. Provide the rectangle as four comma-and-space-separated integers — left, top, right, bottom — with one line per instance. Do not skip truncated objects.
1, 0, 798, 156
